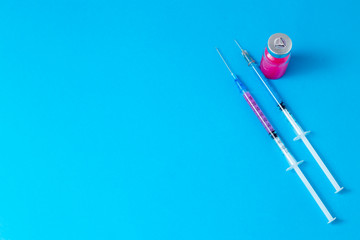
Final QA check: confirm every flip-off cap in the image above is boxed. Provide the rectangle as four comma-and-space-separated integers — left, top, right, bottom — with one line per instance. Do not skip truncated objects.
267, 33, 292, 57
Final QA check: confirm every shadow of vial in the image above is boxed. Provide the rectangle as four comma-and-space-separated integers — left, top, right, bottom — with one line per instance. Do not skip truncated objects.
285, 51, 334, 77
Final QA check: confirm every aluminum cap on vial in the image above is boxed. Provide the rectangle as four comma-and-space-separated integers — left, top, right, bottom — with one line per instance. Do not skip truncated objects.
267, 33, 292, 58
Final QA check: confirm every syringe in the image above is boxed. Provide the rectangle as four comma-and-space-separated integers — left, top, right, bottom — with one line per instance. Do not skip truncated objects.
234, 41, 343, 194
216, 48, 336, 223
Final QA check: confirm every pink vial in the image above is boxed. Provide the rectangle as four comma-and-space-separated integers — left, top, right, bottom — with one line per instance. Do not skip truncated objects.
260, 33, 292, 79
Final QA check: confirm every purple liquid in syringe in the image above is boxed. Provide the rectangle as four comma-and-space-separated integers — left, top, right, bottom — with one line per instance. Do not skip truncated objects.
243, 92, 275, 134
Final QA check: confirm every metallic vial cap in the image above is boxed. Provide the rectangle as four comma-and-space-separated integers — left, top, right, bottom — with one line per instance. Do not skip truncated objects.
267, 33, 292, 57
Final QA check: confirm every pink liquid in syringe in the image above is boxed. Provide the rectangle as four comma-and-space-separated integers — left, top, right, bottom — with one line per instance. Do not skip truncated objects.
243, 92, 275, 135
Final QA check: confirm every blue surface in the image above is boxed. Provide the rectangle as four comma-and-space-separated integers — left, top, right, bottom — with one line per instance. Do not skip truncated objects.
0, 0, 359, 239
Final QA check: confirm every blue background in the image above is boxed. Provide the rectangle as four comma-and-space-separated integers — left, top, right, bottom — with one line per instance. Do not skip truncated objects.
0, 0, 359, 239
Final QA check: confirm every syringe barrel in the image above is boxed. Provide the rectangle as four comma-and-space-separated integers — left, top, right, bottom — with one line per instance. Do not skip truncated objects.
243, 93, 275, 136
282, 108, 305, 136
273, 136, 297, 166
234, 78, 275, 136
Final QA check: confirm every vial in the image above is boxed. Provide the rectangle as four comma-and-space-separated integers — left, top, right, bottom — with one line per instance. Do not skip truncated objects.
260, 33, 292, 79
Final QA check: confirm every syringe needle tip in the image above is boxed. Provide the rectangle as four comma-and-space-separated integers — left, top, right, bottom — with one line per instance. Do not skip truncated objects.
215, 48, 235, 78
215, 48, 224, 61
234, 40, 244, 51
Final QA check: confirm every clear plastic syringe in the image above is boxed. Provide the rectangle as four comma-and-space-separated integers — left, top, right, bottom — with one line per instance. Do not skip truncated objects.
234, 41, 343, 194
216, 48, 336, 223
